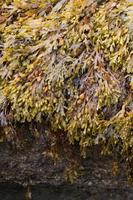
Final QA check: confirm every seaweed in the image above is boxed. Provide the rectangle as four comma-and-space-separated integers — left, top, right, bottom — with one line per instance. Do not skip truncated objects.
0, 0, 133, 182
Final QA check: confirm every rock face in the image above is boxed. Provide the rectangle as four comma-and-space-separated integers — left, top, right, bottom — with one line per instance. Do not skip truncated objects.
0, 141, 133, 199
0, 183, 133, 200
0, 141, 132, 187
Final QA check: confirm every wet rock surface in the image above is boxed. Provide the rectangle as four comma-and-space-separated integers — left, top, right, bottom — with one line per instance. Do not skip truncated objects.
0, 142, 133, 199
0, 183, 133, 200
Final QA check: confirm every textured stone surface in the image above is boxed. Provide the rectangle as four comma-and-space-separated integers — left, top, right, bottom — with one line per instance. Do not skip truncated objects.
0, 142, 133, 200
0, 143, 126, 185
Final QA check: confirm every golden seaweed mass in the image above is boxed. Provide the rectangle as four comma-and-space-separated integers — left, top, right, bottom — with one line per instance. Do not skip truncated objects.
0, 0, 133, 181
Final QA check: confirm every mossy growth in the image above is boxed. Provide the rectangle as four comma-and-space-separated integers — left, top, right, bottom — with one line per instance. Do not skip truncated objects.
0, 0, 133, 182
